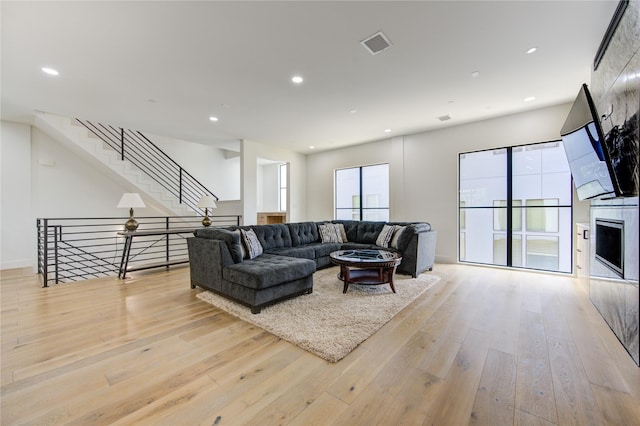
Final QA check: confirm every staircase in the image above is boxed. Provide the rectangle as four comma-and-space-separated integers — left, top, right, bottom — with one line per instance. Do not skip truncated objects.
33, 112, 217, 217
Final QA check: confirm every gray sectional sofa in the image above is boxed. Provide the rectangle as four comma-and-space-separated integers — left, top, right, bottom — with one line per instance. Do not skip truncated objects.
187, 220, 436, 313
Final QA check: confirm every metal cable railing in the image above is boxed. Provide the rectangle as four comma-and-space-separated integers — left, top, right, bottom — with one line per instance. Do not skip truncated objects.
37, 215, 241, 287
75, 119, 218, 214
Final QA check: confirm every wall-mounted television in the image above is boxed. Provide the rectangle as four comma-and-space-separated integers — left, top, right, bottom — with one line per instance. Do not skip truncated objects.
560, 84, 619, 200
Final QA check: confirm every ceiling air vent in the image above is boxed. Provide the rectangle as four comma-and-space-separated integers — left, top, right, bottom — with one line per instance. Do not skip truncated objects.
437, 114, 452, 122
361, 31, 392, 55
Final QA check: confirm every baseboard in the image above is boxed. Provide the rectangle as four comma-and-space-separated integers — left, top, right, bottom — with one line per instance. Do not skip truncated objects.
0, 266, 35, 279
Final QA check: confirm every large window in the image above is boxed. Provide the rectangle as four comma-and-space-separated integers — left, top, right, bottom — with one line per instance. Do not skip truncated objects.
279, 163, 287, 211
459, 141, 572, 273
335, 164, 389, 221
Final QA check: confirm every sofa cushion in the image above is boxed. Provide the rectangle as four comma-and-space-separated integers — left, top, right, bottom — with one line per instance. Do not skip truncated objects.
264, 246, 316, 260
335, 220, 360, 242
223, 254, 316, 289
249, 224, 292, 250
356, 221, 386, 244
288, 222, 319, 246
241, 229, 263, 259
193, 227, 244, 263
311, 242, 342, 258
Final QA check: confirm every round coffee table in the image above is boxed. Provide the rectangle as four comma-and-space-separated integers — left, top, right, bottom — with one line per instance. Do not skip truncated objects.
329, 249, 402, 294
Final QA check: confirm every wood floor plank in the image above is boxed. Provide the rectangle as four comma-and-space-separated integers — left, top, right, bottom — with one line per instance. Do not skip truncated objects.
591, 383, 640, 426
2, 264, 639, 425
421, 328, 493, 425
470, 348, 517, 425
547, 335, 606, 426
515, 310, 558, 424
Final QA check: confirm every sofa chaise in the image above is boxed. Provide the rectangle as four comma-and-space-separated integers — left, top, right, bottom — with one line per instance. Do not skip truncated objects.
187, 220, 436, 313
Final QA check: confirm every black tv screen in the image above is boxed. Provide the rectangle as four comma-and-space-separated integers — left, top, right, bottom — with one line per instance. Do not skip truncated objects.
560, 84, 619, 200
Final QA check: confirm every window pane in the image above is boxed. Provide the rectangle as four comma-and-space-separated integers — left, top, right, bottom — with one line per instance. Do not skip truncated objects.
461, 208, 495, 264
460, 232, 466, 260
460, 149, 507, 207
362, 164, 389, 208
513, 142, 571, 205
526, 236, 559, 270
336, 168, 360, 209
493, 233, 507, 266
279, 189, 287, 211
493, 200, 522, 231
336, 209, 359, 221
526, 199, 559, 232
512, 235, 523, 267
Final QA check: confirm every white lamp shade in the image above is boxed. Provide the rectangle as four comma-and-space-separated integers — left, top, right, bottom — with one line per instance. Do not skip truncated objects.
197, 195, 217, 209
117, 193, 146, 209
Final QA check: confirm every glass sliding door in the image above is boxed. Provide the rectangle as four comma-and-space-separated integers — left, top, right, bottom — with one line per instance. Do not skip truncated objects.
459, 141, 572, 273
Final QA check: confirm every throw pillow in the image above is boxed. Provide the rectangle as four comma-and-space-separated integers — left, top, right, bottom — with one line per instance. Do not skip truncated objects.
229, 229, 245, 262
241, 228, 263, 259
376, 224, 396, 248
390, 225, 406, 249
335, 223, 348, 242
319, 223, 342, 243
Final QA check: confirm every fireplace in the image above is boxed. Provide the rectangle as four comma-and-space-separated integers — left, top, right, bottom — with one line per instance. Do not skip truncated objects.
595, 218, 624, 278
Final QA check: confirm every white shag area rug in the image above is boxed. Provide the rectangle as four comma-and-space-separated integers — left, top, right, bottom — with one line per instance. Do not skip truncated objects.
196, 266, 441, 362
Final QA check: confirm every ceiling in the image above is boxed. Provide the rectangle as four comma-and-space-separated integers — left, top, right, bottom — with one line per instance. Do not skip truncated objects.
1, 1, 619, 153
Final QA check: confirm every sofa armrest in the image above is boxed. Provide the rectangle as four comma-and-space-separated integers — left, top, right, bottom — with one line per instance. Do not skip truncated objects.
187, 237, 234, 289
397, 229, 437, 277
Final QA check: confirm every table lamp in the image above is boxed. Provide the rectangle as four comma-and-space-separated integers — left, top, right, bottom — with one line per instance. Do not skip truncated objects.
117, 193, 146, 231
197, 195, 217, 227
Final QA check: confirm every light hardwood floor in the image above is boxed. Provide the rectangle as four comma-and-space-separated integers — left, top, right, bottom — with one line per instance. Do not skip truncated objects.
1, 264, 639, 425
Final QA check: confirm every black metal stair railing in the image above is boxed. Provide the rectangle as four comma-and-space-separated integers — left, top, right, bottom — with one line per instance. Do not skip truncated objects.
37, 215, 241, 287
75, 119, 218, 215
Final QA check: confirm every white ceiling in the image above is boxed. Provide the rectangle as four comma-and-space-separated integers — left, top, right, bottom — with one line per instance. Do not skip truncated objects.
1, 1, 619, 153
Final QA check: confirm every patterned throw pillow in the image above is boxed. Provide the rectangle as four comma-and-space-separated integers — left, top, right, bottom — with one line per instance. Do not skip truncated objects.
319, 223, 342, 243
390, 225, 406, 249
241, 228, 263, 259
376, 224, 396, 248
335, 223, 348, 242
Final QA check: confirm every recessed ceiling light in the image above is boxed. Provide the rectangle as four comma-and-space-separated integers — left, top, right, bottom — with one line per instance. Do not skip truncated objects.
384, 128, 391, 133
291, 75, 304, 84
41, 67, 59, 76
526, 47, 537, 54
309, 145, 315, 149
471, 71, 480, 78
524, 96, 536, 102
349, 109, 358, 114
209, 116, 219, 122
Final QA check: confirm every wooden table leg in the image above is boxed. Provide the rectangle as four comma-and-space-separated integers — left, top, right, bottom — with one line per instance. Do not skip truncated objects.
342, 265, 350, 293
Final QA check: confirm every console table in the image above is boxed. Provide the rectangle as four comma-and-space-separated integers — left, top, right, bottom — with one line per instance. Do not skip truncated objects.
117, 227, 197, 278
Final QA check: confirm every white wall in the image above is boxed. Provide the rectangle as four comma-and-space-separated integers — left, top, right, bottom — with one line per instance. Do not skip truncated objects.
30, 127, 160, 218
241, 139, 306, 225
150, 134, 240, 201
257, 163, 280, 212
1, 121, 33, 269
307, 103, 590, 264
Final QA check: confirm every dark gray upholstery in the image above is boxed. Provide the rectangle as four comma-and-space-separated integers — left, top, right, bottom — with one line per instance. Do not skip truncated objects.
187, 219, 437, 314
187, 237, 314, 314
288, 222, 319, 246
224, 253, 315, 289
